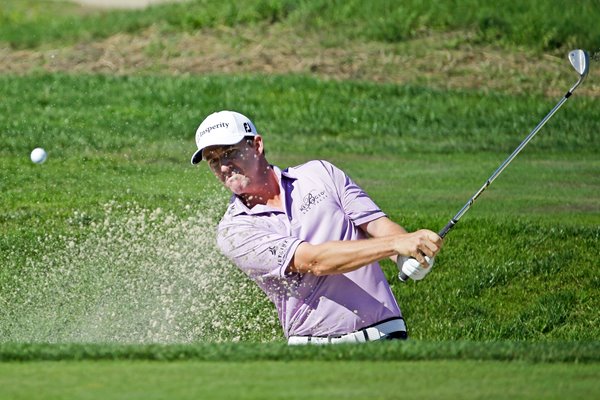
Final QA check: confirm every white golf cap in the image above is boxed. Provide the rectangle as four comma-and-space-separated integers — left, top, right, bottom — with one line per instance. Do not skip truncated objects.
190, 110, 258, 164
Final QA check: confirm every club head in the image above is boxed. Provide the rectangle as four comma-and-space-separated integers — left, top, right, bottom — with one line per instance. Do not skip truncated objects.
568, 49, 590, 79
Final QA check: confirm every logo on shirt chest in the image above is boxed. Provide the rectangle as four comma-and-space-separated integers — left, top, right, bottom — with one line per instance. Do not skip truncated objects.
299, 190, 328, 214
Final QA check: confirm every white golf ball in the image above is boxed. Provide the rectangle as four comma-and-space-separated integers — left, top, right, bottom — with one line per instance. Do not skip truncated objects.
30, 147, 47, 164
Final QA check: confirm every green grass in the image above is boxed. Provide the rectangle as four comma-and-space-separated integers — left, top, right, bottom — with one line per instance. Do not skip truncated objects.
1, 74, 598, 156
2, 341, 600, 362
1, 0, 599, 52
2, 343, 599, 399
1, 1, 599, 398
1, 359, 597, 400
1, 73, 598, 343
1, 342, 599, 399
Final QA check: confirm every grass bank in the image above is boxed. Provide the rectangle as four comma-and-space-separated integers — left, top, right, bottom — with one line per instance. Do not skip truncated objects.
1, 73, 598, 343
1, 74, 598, 157
1, 341, 599, 362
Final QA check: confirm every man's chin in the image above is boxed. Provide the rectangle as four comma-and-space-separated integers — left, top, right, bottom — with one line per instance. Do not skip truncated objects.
225, 176, 250, 194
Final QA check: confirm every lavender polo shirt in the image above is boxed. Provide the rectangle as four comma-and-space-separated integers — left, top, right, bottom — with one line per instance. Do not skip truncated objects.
217, 160, 402, 337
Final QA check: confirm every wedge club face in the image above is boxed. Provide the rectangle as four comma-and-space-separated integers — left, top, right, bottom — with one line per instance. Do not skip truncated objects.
569, 49, 590, 80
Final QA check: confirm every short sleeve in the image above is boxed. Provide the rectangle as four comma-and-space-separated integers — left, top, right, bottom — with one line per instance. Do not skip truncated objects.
217, 217, 303, 280
318, 160, 386, 226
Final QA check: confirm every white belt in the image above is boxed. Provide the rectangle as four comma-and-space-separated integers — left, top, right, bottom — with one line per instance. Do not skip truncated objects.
288, 318, 407, 345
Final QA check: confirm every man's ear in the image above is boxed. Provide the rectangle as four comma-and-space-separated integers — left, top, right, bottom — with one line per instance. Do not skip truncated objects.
254, 135, 265, 155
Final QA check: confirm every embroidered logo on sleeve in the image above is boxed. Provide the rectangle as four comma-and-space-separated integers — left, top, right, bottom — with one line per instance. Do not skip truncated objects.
276, 239, 291, 267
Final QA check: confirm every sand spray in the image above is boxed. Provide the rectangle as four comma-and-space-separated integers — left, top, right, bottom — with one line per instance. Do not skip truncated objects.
1, 200, 281, 343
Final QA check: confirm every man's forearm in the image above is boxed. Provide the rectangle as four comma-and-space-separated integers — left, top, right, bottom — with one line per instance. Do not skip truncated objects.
289, 225, 443, 276
289, 236, 399, 276
361, 216, 408, 263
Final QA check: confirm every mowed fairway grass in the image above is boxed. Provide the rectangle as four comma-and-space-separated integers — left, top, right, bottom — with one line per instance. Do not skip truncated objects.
1, 360, 599, 400
1, 342, 599, 399
1, 1, 600, 399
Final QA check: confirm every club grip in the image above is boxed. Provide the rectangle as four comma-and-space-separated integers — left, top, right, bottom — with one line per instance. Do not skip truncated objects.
398, 269, 410, 282
399, 220, 456, 282
438, 219, 456, 239
398, 253, 423, 282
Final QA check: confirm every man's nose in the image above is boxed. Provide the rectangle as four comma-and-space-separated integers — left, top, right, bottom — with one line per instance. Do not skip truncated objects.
220, 163, 231, 173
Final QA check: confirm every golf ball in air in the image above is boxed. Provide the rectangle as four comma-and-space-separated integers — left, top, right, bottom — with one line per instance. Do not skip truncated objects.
30, 147, 47, 164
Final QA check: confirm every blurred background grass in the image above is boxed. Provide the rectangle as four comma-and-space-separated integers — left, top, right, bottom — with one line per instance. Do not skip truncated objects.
1, 0, 598, 52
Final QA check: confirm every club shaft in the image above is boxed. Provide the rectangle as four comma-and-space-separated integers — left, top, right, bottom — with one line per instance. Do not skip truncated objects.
440, 88, 575, 238
399, 79, 582, 283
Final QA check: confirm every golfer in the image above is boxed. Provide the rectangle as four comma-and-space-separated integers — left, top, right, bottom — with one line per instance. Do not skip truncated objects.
191, 110, 443, 344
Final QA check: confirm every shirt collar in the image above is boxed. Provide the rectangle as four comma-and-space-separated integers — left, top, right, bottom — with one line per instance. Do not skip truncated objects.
280, 165, 298, 180
227, 165, 296, 217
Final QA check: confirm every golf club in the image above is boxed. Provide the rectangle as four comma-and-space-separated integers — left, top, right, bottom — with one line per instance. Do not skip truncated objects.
399, 49, 590, 282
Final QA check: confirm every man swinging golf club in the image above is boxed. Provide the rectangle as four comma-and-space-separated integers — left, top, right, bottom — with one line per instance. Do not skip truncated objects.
191, 110, 443, 344
189, 49, 588, 344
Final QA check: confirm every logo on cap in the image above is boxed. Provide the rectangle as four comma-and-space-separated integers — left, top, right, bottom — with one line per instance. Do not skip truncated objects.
199, 122, 229, 137
243, 122, 252, 133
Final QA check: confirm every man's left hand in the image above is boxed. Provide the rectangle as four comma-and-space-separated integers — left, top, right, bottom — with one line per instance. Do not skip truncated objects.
397, 256, 435, 281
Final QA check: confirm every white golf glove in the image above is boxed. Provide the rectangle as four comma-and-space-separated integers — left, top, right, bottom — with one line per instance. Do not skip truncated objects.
397, 256, 435, 281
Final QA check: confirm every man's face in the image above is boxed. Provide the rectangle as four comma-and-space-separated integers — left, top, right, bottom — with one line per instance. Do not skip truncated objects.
203, 138, 258, 195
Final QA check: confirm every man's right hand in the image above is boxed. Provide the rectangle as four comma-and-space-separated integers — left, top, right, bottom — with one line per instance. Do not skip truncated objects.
392, 229, 442, 266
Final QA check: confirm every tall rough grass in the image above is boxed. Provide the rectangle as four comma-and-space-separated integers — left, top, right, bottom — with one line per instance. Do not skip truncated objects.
1, 0, 598, 52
